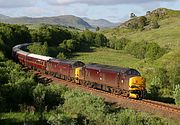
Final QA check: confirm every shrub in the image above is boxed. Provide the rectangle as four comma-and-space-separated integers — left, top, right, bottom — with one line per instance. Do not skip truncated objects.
125, 41, 166, 60
173, 85, 180, 106
150, 21, 160, 29
63, 89, 106, 122
109, 37, 131, 50
28, 42, 49, 56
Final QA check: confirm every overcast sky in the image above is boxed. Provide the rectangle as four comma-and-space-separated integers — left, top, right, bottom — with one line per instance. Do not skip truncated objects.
0, 0, 180, 22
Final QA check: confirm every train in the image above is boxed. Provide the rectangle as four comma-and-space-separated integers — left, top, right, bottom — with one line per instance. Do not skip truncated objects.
12, 43, 146, 99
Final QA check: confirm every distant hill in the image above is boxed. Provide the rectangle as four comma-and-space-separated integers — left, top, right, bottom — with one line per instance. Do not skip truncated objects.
82, 17, 119, 28
0, 14, 10, 20
0, 15, 92, 29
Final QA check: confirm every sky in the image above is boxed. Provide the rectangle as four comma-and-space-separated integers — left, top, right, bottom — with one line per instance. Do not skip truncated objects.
0, 0, 180, 23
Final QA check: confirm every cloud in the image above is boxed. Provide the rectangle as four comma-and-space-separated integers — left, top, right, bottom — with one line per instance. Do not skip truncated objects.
0, 0, 37, 8
46, 0, 179, 6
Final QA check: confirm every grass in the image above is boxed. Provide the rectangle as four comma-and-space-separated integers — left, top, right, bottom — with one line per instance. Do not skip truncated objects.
72, 47, 142, 68
0, 112, 39, 124
102, 17, 180, 50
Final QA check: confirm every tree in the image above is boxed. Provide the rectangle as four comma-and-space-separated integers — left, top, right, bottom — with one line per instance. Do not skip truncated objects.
130, 13, 136, 18
30, 25, 71, 46
96, 26, 100, 31
146, 11, 151, 15
94, 33, 108, 47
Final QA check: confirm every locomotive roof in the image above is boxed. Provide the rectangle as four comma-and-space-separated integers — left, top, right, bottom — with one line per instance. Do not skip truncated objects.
50, 59, 85, 66
85, 63, 135, 74
28, 53, 53, 61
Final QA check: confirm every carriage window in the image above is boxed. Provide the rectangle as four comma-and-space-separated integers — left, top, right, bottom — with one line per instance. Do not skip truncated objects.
126, 69, 140, 76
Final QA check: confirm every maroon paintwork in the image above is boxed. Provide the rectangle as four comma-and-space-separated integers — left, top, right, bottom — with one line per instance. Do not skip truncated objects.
81, 63, 140, 90
47, 59, 84, 78
16, 50, 28, 65
26, 56, 47, 70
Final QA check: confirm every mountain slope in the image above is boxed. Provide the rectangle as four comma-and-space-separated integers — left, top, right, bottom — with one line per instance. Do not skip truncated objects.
102, 8, 180, 49
83, 17, 119, 28
0, 15, 92, 29
0, 14, 10, 19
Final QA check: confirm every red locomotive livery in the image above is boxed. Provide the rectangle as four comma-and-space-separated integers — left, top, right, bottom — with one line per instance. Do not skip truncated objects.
46, 59, 84, 80
12, 43, 146, 99
76, 63, 143, 96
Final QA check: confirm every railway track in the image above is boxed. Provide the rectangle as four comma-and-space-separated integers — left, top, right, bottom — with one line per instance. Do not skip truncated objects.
33, 71, 180, 121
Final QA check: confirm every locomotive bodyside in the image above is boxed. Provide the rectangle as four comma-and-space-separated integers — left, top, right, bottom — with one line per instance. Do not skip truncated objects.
46, 59, 85, 80
75, 63, 146, 98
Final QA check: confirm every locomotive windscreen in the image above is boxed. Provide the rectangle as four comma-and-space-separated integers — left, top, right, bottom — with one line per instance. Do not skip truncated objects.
125, 69, 141, 76
73, 61, 85, 67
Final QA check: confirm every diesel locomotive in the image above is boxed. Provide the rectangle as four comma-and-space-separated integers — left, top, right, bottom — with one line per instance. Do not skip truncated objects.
12, 43, 146, 99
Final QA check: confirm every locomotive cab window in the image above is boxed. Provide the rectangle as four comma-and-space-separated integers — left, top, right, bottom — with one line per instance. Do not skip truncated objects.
126, 69, 140, 76
73, 61, 85, 68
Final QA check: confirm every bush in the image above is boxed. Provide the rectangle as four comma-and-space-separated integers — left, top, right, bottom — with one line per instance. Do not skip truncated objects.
125, 41, 147, 59
28, 42, 48, 56
109, 37, 131, 50
125, 41, 166, 60
150, 21, 160, 29
94, 33, 108, 47
63, 89, 106, 122
173, 85, 180, 106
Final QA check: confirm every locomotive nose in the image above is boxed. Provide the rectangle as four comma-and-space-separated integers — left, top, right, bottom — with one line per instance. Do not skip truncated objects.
129, 76, 146, 99
129, 76, 145, 90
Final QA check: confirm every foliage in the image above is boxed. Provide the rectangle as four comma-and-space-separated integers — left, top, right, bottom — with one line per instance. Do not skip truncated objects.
0, 23, 31, 57
173, 85, 180, 106
150, 21, 160, 29
47, 88, 173, 125
125, 41, 166, 60
28, 25, 109, 59
148, 77, 162, 99
0, 60, 36, 111
30, 25, 72, 46
33, 84, 65, 111
63, 89, 106, 122
94, 33, 108, 47
28, 42, 48, 56
108, 37, 131, 50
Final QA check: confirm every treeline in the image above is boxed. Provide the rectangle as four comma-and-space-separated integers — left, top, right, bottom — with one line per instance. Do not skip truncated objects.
28, 25, 108, 58
0, 23, 166, 61
28, 25, 166, 60
0, 23, 31, 58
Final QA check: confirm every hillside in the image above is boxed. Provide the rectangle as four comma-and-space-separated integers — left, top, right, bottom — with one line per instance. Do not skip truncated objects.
82, 17, 119, 28
0, 14, 9, 19
0, 14, 119, 29
101, 8, 180, 65
0, 15, 92, 29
